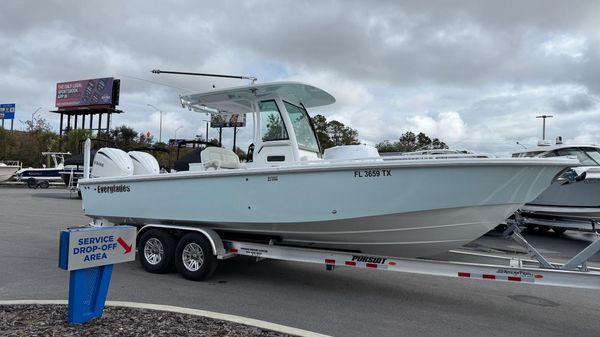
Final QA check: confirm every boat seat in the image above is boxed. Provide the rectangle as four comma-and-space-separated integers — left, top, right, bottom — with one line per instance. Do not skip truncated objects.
201, 147, 241, 170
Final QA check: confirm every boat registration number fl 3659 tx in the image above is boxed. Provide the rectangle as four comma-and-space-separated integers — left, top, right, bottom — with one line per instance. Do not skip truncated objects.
354, 169, 391, 177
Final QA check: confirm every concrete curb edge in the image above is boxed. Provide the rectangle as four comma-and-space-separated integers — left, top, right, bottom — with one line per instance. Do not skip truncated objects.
0, 300, 332, 337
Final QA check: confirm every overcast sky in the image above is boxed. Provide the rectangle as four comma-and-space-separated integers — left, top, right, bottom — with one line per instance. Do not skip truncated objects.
2, 0, 599, 155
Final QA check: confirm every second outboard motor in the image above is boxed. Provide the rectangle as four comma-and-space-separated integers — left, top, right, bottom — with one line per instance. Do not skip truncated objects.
91, 148, 133, 178
128, 151, 160, 175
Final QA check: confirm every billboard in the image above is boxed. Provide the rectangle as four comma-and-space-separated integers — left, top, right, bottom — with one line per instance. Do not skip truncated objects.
210, 113, 246, 128
0, 103, 15, 119
56, 77, 119, 108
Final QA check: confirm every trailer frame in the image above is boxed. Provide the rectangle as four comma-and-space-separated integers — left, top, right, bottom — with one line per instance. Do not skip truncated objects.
129, 223, 600, 289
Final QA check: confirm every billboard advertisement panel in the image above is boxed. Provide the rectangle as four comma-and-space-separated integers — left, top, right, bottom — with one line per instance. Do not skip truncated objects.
56, 78, 115, 108
0, 103, 15, 119
210, 113, 246, 128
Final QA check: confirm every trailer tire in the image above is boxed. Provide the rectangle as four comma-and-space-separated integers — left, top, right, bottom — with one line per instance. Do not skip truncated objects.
175, 232, 217, 281
139, 229, 176, 274
552, 227, 567, 234
38, 181, 50, 189
26, 178, 37, 189
538, 225, 550, 233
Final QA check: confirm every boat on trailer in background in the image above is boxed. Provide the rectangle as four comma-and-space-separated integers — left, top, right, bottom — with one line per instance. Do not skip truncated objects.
15, 152, 71, 188
513, 138, 600, 233
0, 161, 21, 182
78, 81, 576, 280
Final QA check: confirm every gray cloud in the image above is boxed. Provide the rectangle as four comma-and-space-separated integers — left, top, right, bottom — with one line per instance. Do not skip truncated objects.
1, 0, 600, 153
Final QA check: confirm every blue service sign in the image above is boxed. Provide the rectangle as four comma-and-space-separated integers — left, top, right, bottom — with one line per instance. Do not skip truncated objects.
0, 103, 15, 119
59, 225, 136, 271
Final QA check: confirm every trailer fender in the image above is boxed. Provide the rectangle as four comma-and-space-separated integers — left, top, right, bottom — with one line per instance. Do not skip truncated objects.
137, 224, 225, 256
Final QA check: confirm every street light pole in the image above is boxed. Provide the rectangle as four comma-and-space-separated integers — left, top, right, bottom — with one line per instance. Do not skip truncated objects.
31, 107, 41, 126
536, 115, 554, 140
174, 126, 183, 141
147, 104, 163, 143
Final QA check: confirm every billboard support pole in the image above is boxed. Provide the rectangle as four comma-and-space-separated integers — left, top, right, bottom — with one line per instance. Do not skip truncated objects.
206, 121, 209, 142
233, 126, 237, 151
219, 127, 223, 147
59, 115, 64, 150
107, 114, 111, 134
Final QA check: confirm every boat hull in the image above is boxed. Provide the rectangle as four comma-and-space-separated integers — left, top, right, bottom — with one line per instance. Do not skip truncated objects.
80, 159, 569, 258
16, 168, 64, 181
0, 166, 19, 182
521, 173, 600, 221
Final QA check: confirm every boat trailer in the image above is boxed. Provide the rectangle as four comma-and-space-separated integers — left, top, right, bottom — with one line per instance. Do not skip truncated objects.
129, 222, 600, 290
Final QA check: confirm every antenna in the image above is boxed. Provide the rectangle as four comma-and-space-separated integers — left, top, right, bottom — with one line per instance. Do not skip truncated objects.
536, 115, 553, 140
151, 69, 257, 84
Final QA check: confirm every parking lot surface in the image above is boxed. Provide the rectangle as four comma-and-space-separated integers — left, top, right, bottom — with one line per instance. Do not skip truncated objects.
1, 186, 599, 337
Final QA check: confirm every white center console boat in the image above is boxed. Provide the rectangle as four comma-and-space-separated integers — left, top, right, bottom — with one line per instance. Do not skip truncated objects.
0, 161, 21, 182
79, 81, 576, 258
513, 140, 600, 232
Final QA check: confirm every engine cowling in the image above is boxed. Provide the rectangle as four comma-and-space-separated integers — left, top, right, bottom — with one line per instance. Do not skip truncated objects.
91, 148, 133, 178
128, 151, 160, 175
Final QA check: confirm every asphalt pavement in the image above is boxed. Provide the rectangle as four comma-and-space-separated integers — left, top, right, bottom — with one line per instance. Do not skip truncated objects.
1, 186, 600, 337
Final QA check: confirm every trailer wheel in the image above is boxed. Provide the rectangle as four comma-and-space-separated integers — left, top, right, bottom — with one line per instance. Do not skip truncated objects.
38, 181, 50, 189
139, 229, 176, 274
552, 227, 567, 234
538, 225, 550, 233
175, 232, 217, 281
26, 178, 37, 189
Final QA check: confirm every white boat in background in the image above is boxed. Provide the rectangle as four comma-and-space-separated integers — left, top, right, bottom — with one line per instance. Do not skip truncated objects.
0, 161, 21, 182
79, 81, 575, 258
513, 140, 600, 232
15, 152, 70, 185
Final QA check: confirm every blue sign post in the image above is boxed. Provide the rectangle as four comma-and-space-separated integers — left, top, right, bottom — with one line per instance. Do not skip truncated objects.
0, 103, 15, 131
59, 225, 136, 324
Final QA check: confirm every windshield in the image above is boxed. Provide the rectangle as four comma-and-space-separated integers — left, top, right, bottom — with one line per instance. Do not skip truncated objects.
554, 147, 599, 165
582, 148, 600, 165
259, 100, 288, 142
283, 101, 319, 152
512, 151, 544, 158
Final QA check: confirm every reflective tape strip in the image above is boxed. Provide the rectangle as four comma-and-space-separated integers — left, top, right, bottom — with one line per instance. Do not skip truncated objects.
342, 260, 388, 270
458, 272, 534, 283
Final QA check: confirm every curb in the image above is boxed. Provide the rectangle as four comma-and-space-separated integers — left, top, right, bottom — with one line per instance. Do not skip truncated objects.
0, 300, 332, 337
